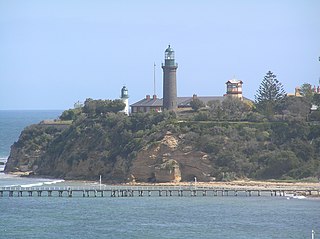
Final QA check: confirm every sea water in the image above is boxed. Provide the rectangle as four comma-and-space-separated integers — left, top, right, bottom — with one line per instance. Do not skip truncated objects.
0, 195, 319, 238
0, 110, 319, 239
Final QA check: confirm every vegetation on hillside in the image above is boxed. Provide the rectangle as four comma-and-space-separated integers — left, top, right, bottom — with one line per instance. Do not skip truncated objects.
7, 73, 320, 181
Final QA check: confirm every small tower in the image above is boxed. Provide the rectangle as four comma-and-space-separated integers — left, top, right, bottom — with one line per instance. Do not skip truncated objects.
120, 86, 129, 115
225, 78, 243, 100
162, 45, 178, 110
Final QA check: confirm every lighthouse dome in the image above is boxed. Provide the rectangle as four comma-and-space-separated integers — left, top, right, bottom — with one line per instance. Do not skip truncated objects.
164, 45, 175, 61
121, 86, 129, 98
165, 45, 174, 52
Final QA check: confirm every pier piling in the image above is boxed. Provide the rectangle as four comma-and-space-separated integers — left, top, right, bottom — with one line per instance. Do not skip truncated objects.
1, 186, 318, 198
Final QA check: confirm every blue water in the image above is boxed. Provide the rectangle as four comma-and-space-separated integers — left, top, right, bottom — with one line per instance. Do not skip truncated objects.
0, 110, 319, 238
0, 196, 319, 238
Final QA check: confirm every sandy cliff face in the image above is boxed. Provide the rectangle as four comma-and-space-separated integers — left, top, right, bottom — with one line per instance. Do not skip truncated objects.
6, 125, 213, 182
131, 132, 213, 182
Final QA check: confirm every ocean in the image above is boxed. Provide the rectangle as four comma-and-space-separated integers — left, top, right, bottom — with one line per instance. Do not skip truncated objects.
0, 110, 319, 239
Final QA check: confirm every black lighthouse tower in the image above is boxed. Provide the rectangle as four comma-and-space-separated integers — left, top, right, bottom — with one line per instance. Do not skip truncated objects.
162, 45, 178, 110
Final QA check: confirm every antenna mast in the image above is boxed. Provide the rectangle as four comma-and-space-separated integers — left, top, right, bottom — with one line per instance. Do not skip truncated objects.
153, 62, 156, 96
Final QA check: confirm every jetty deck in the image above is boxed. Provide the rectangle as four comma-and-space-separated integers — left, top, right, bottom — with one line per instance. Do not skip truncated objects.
0, 185, 319, 198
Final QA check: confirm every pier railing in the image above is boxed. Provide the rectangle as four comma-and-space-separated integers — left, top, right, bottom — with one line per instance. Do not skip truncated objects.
0, 185, 319, 198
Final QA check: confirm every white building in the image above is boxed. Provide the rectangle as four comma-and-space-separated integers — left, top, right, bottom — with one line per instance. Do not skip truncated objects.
120, 86, 129, 115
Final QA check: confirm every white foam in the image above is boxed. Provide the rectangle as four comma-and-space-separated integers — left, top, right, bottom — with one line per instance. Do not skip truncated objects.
20, 182, 45, 188
285, 193, 307, 200
43, 179, 65, 185
20, 179, 65, 188
0, 157, 7, 172
0, 157, 8, 162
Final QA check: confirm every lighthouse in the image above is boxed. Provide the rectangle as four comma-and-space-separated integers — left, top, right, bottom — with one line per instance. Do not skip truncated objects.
162, 45, 178, 110
120, 86, 129, 115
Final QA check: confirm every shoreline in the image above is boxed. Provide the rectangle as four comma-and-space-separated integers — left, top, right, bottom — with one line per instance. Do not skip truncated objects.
123, 180, 320, 189
4, 172, 320, 191
2, 173, 320, 197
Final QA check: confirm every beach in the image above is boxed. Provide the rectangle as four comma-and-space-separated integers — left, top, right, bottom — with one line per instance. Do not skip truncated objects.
125, 179, 320, 189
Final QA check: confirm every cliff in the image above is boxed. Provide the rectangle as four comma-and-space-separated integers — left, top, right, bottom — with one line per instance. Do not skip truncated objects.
131, 132, 212, 182
5, 123, 213, 182
5, 124, 67, 174
5, 111, 320, 182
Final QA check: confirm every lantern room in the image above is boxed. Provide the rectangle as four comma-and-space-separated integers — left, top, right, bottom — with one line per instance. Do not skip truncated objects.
121, 86, 129, 99
164, 45, 176, 67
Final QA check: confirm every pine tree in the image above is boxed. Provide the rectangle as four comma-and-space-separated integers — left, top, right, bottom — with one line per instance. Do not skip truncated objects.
255, 71, 286, 118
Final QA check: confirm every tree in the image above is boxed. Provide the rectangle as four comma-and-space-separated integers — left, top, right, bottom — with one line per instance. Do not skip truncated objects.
300, 83, 314, 103
279, 96, 310, 120
83, 99, 125, 116
222, 97, 251, 121
255, 71, 286, 119
109, 99, 126, 113
190, 98, 205, 111
313, 94, 320, 106
208, 100, 224, 120
309, 110, 320, 121
256, 150, 299, 179
83, 98, 96, 116
59, 108, 81, 121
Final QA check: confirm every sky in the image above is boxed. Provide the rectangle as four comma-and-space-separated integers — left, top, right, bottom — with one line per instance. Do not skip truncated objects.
0, 0, 319, 110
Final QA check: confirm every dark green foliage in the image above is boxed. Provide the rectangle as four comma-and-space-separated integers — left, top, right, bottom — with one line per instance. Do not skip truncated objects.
190, 98, 205, 111
12, 96, 320, 181
208, 100, 224, 120
34, 110, 178, 179
15, 125, 63, 150
309, 110, 320, 121
278, 96, 310, 120
83, 98, 125, 116
255, 71, 286, 119
60, 108, 82, 121
313, 94, 320, 106
300, 83, 314, 103
205, 98, 252, 121
176, 120, 320, 180
255, 150, 299, 179
221, 97, 251, 121
193, 111, 210, 121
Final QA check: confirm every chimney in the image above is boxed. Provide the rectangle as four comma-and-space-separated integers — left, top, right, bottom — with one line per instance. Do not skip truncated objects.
153, 95, 157, 100
146, 95, 150, 100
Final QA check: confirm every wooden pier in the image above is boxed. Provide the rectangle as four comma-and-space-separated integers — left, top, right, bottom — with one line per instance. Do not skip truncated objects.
0, 185, 319, 198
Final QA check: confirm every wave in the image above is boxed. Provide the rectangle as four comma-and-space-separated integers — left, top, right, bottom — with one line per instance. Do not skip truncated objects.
43, 179, 65, 185
0, 157, 7, 172
20, 179, 65, 188
20, 182, 44, 188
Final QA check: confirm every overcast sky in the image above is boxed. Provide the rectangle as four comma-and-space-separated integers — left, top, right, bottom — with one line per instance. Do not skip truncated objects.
1, 0, 319, 110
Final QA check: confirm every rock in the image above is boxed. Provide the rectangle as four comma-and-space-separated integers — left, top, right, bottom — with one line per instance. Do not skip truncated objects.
131, 132, 213, 182
6, 121, 213, 183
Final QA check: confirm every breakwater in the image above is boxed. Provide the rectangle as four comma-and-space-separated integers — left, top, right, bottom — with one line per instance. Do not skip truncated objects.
1, 185, 319, 198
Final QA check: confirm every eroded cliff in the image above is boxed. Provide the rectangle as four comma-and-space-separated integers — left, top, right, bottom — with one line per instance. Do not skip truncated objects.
131, 132, 212, 182
5, 111, 320, 182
